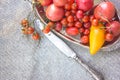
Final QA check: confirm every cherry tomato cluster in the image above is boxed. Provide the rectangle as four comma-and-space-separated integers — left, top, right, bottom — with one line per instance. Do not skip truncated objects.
21, 18, 40, 40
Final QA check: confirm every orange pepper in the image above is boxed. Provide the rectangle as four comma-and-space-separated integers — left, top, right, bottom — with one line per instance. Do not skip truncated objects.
90, 23, 105, 55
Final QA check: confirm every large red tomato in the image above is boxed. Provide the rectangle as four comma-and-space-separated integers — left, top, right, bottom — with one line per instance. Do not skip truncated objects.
76, 0, 93, 11
46, 4, 64, 21
94, 2, 115, 21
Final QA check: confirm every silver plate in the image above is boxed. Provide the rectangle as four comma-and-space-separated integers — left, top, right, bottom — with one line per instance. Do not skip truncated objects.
35, 0, 120, 51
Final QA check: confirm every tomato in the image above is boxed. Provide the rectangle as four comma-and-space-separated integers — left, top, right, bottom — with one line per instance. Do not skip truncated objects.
37, 0, 53, 6
82, 15, 90, 23
48, 21, 55, 28
105, 33, 114, 42
94, 2, 115, 21
84, 22, 91, 28
55, 22, 62, 32
43, 25, 51, 33
92, 19, 98, 26
68, 22, 74, 27
90, 15, 95, 22
71, 3, 78, 10
46, 4, 64, 21
67, 15, 74, 23
21, 19, 28, 26
68, 0, 74, 5
53, 0, 68, 7
27, 27, 34, 34
80, 35, 89, 44
84, 29, 90, 35
76, 10, 84, 19
64, 3, 71, 10
60, 18, 68, 26
75, 21, 82, 28
65, 11, 71, 17
79, 28, 85, 33
32, 32, 40, 40
66, 27, 79, 36
21, 28, 28, 35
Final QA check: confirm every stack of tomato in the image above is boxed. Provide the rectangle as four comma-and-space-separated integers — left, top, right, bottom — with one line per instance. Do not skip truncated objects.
37, 0, 120, 55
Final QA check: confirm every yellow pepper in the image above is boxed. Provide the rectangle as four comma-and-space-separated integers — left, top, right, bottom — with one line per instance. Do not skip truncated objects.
90, 23, 105, 55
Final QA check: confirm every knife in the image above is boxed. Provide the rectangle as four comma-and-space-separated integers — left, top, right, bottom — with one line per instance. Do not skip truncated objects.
34, 19, 103, 80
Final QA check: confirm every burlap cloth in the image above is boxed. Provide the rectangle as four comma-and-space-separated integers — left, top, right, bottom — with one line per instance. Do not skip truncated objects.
0, 0, 120, 80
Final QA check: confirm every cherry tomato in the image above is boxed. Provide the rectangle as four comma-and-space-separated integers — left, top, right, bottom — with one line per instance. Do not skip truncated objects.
84, 22, 91, 28
105, 33, 114, 42
21, 28, 28, 35
75, 21, 82, 28
60, 18, 68, 26
27, 27, 34, 34
82, 15, 90, 23
71, 3, 78, 10
55, 22, 62, 32
67, 15, 74, 23
48, 21, 55, 28
79, 28, 85, 33
92, 19, 99, 26
68, 22, 74, 27
32, 32, 40, 40
66, 27, 79, 36
74, 16, 78, 22
90, 15, 95, 22
71, 9, 77, 14
84, 29, 90, 35
65, 11, 71, 17
76, 10, 84, 19
80, 35, 89, 44
21, 18, 28, 26
42, 25, 51, 34
64, 3, 71, 10
68, 0, 74, 5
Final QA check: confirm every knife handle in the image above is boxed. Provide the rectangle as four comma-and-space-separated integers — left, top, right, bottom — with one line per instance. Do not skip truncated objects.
74, 57, 104, 80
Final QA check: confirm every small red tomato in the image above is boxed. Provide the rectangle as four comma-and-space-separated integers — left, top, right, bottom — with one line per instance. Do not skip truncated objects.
48, 21, 55, 28
90, 15, 95, 22
80, 35, 89, 44
68, 22, 74, 27
105, 33, 114, 42
66, 27, 79, 36
21, 28, 28, 35
55, 22, 62, 32
21, 19, 28, 26
79, 28, 85, 33
71, 3, 78, 10
65, 11, 71, 17
67, 15, 74, 23
74, 16, 78, 22
68, 0, 74, 4
27, 27, 34, 34
32, 32, 40, 40
82, 15, 90, 23
43, 25, 51, 34
92, 19, 99, 26
75, 21, 82, 28
84, 29, 90, 35
61, 18, 68, 26
71, 9, 77, 14
76, 10, 84, 19
64, 3, 71, 10
84, 22, 91, 28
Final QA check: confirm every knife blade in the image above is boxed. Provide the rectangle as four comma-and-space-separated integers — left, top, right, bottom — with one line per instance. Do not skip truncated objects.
34, 19, 104, 80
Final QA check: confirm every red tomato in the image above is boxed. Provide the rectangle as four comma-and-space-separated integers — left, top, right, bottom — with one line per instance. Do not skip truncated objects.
105, 33, 114, 42
32, 32, 40, 40
37, 0, 53, 6
43, 25, 51, 34
92, 19, 98, 26
64, 3, 71, 10
82, 15, 90, 23
66, 27, 79, 36
80, 35, 89, 44
53, 0, 68, 7
21, 19, 28, 26
55, 22, 62, 32
27, 27, 34, 34
75, 21, 82, 28
71, 3, 78, 10
67, 15, 74, 23
94, 2, 115, 21
60, 18, 68, 26
68, 0, 74, 4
